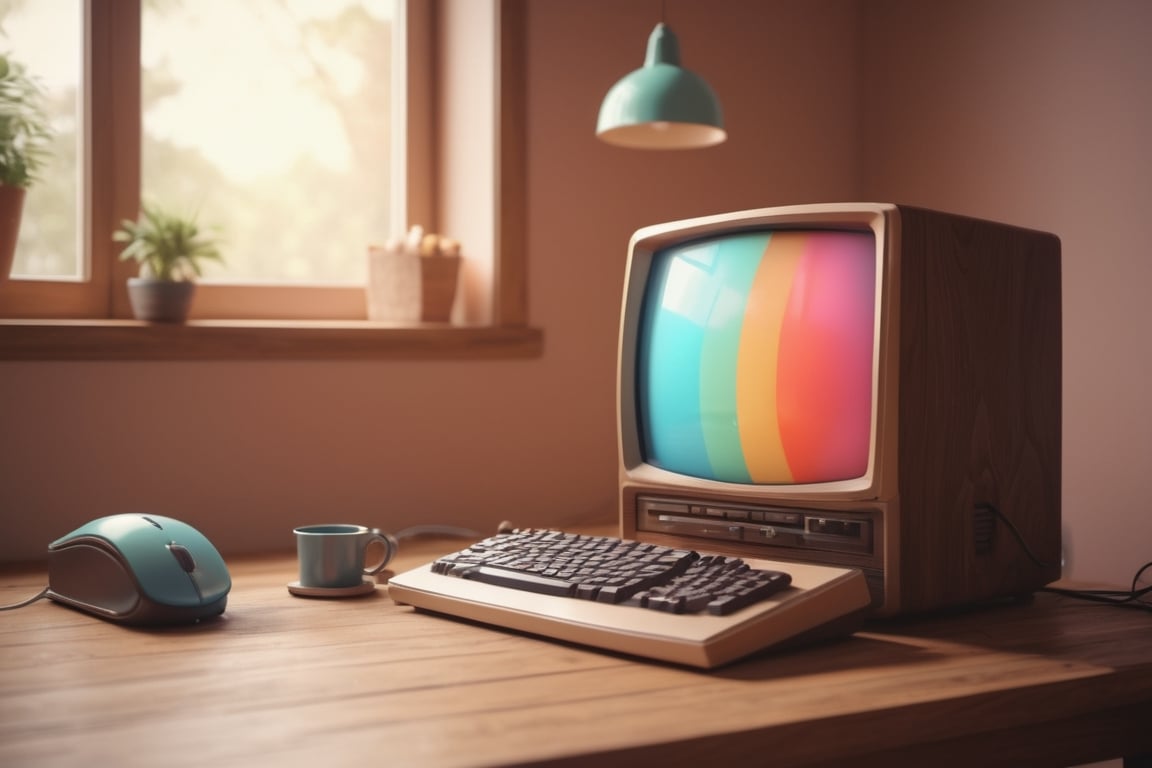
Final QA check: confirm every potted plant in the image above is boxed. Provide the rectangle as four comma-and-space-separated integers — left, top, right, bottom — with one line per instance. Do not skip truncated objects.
113, 203, 223, 322
0, 52, 54, 282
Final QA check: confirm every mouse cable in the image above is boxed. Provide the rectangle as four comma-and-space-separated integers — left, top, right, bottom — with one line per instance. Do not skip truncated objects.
0, 524, 501, 611
0, 586, 50, 611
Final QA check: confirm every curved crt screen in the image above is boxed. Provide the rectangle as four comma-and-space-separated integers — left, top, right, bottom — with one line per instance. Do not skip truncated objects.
636, 229, 877, 484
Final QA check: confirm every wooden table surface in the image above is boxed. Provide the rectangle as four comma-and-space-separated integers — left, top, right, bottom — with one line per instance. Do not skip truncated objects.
2, 530, 1151, 768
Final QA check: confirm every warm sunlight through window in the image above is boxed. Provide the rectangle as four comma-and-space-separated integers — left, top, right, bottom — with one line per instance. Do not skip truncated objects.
0, 0, 536, 357
140, 0, 395, 285
0, 0, 82, 280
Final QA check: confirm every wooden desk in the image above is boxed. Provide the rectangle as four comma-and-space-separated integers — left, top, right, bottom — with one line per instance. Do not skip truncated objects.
2, 533, 1150, 768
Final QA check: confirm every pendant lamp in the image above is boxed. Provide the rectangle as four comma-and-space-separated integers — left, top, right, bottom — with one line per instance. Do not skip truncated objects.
596, 21, 725, 149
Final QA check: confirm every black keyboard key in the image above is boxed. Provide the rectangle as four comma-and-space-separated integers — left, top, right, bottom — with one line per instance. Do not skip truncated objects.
461, 565, 577, 597
707, 571, 792, 615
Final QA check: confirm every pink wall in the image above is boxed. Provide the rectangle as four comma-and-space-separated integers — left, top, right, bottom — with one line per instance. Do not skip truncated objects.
2, 0, 1148, 590
0, 0, 861, 562
860, 0, 1152, 586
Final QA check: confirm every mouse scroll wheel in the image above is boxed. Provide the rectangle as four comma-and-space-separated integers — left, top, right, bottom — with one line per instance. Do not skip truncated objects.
167, 543, 197, 573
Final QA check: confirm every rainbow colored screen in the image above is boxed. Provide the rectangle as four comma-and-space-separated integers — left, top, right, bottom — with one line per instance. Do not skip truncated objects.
636, 229, 877, 484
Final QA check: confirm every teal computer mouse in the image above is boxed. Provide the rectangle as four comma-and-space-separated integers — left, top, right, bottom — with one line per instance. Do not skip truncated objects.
47, 514, 231, 625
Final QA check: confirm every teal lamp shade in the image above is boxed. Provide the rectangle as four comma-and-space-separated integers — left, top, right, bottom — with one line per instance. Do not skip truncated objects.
597, 22, 725, 149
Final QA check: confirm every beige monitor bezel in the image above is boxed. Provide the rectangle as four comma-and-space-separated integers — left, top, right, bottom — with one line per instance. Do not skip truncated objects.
616, 202, 902, 504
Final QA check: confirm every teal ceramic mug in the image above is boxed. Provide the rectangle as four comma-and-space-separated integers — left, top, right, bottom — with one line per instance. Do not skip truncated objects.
293, 524, 396, 589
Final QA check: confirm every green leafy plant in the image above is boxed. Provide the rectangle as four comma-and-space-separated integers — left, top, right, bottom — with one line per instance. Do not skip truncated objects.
113, 203, 223, 281
0, 52, 53, 188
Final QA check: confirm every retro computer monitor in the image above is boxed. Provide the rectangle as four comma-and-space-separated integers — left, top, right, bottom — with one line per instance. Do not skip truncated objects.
617, 202, 1061, 615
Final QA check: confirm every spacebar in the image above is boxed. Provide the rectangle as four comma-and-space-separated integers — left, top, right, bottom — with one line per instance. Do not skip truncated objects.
462, 566, 576, 597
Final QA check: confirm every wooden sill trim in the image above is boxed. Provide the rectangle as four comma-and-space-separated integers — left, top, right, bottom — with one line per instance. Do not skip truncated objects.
0, 319, 544, 361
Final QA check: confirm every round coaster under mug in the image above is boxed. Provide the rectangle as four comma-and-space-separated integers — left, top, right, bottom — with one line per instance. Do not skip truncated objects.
287, 523, 395, 599
286, 578, 377, 598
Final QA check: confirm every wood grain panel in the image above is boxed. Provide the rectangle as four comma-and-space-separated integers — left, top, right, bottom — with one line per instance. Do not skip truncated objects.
1, 530, 1148, 768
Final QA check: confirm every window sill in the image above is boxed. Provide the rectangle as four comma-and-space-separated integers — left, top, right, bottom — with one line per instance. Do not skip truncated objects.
0, 319, 544, 361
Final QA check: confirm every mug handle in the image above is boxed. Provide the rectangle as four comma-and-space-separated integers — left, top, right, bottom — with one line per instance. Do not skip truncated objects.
363, 528, 399, 575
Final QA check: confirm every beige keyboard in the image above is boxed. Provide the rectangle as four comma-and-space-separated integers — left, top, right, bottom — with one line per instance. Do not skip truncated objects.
387, 530, 872, 668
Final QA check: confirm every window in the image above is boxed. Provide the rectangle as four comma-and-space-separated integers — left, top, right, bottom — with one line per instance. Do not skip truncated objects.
0, 0, 538, 359
140, 1, 396, 287
0, 0, 82, 281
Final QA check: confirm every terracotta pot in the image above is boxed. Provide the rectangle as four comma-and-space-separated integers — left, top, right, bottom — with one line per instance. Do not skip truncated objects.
0, 184, 26, 282
127, 277, 196, 323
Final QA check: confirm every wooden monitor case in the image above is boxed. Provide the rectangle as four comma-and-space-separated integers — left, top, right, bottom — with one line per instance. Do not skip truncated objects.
620, 204, 1062, 616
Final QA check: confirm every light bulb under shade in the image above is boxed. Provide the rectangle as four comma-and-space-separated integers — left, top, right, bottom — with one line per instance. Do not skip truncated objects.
596, 23, 726, 150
